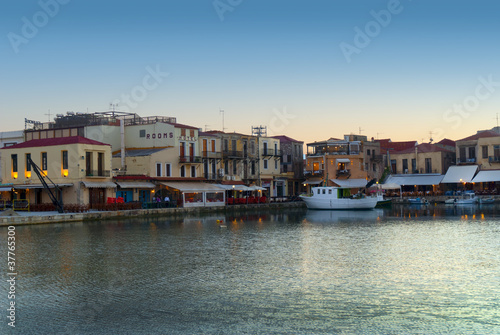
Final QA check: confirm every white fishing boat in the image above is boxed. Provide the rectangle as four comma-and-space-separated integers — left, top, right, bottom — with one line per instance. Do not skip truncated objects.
300, 186, 378, 210
455, 192, 478, 205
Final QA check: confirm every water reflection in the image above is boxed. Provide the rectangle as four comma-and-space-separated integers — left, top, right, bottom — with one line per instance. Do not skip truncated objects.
304, 209, 384, 224
384, 203, 500, 220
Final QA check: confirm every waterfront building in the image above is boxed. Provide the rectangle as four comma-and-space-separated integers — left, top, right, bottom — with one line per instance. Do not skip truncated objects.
304, 135, 367, 191
0, 136, 114, 208
272, 135, 304, 196
363, 138, 383, 181
0, 130, 24, 148
388, 142, 455, 175
258, 136, 282, 197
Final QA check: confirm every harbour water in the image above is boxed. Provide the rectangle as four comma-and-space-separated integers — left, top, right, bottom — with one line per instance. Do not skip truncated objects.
1, 204, 500, 334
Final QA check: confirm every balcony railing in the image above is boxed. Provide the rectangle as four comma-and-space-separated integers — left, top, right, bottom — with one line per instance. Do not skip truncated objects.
489, 156, 500, 163
304, 170, 324, 178
204, 173, 223, 181
222, 150, 244, 158
262, 149, 282, 157
336, 169, 351, 178
86, 170, 111, 177
202, 151, 222, 159
179, 156, 202, 163
457, 157, 476, 164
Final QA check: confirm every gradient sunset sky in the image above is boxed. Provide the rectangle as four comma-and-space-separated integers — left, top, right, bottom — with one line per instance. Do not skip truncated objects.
2, 0, 500, 145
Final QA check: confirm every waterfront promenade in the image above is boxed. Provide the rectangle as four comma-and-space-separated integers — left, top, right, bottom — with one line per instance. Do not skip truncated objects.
0, 202, 306, 226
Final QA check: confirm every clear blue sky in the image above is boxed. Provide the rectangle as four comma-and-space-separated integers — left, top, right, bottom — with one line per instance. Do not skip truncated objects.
2, 0, 500, 144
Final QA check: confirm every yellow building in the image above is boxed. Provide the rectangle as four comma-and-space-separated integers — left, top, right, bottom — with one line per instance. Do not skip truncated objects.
0, 136, 114, 208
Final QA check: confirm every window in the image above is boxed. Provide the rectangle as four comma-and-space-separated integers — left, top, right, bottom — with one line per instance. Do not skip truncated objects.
180, 165, 185, 177
62, 151, 68, 169
251, 161, 256, 175
372, 163, 376, 172
224, 161, 229, 175
41, 152, 47, 171
274, 142, 278, 155
263, 141, 268, 155
86, 152, 92, 175
181, 128, 186, 136
224, 139, 228, 152
495, 145, 500, 158
191, 166, 196, 177
97, 152, 104, 176
402, 159, 408, 173
231, 139, 237, 151
190, 129, 195, 137
211, 140, 216, 152
411, 159, 417, 173
156, 163, 162, 177
482, 145, 489, 159
468, 147, 476, 161
11, 154, 18, 173
165, 163, 171, 177
367, 149, 371, 156
180, 142, 185, 157
139, 129, 146, 138
26, 153, 31, 172
233, 161, 237, 174
425, 158, 432, 173
275, 160, 278, 169
263, 159, 268, 169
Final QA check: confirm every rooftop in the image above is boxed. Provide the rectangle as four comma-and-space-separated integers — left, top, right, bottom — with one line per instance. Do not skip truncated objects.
1, 136, 110, 149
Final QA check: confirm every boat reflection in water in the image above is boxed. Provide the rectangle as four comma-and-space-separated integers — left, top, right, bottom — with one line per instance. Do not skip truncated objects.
304, 208, 384, 224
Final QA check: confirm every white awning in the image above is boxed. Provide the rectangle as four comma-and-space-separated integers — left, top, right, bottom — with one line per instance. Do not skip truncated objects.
81, 181, 117, 188
330, 178, 367, 188
378, 183, 401, 190
303, 179, 323, 185
471, 170, 500, 183
441, 165, 478, 183
116, 181, 156, 189
215, 184, 251, 191
247, 185, 266, 191
385, 174, 444, 186
0, 187, 12, 192
160, 182, 224, 192
13, 183, 74, 189
336, 158, 351, 164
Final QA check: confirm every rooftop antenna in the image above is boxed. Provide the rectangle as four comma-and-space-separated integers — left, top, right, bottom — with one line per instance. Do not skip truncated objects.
429, 130, 434, 143
44, 109, 52, 122
376, 132, 383, 139
220, 109, 227, 132
359, 126, 364, 135
495, 113, 499, 128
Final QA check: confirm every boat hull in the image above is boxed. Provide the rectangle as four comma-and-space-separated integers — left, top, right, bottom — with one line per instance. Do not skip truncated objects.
300, 195, 378, 210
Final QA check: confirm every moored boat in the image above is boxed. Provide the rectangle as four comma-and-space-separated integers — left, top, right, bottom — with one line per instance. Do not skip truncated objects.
300, 186, 378, 210
455, 192, 478, 205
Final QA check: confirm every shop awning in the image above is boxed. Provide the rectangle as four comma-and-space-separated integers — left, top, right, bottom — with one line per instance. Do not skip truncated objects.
336, 158, 351, 164
247, 185, 267, 191
384, 174, 444, 186
0, 187, 12, 192
13, 183, 74, 189
160, 182, 224, 192
330, 178, 367, 188
81, 181, 117, 188
303, 179, 323, 185
378, 183, 401, 190
215, 184, 251, 191
471, 170, 500, 183
116, 181, 156, 189
441, 165, 478, 183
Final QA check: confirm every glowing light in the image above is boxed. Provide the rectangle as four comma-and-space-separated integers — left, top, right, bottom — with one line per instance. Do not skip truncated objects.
62, 169, 69, 177
25, 171, 31, 178
12, 172, 18, 179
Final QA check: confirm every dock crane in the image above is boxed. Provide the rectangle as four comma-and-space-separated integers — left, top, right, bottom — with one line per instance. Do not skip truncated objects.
27, 157, 64, 213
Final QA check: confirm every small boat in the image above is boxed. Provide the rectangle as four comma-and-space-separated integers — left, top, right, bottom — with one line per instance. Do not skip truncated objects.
479, 197, 495, 204
444, 198, 457, 205
375, 193, 392, 207
455, 192, 478, 205
300, 186, 378, 210
408, 197, 428, 205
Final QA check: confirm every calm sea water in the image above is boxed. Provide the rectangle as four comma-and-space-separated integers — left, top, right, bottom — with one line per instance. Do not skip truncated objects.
1, 204, 500, 334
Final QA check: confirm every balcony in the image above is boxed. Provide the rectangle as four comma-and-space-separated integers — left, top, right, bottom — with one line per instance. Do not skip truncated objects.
370, 154, 383, 162
179, 156, 202, 163
336, 169, 351, 178
489, 156, 500, 163
86, 170, 111, 178
202, 151, 222, 159
262, 149, 282, 157
304, 170, 324, 178
204, 173, 222, 181
222, 150, 244, 159
457, 157, 476, 164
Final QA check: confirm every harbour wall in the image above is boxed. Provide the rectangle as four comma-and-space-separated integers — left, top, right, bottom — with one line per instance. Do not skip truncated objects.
0, 202, 307, 226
